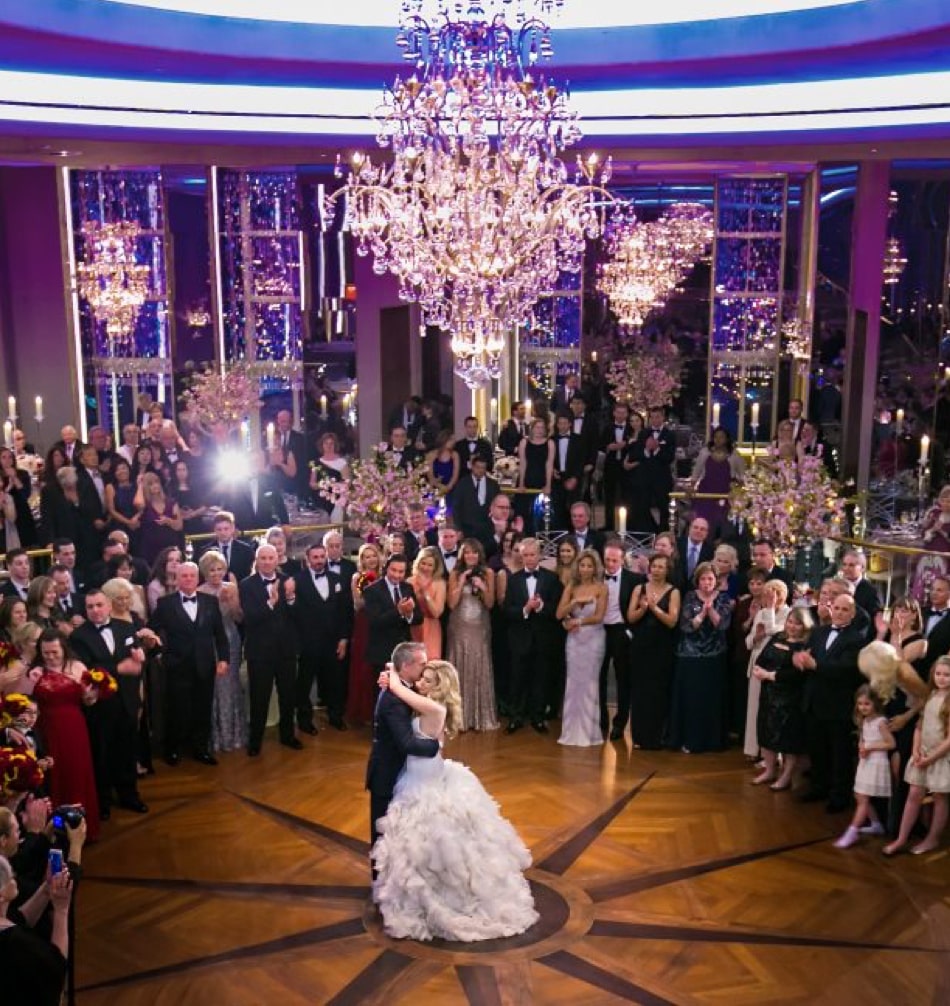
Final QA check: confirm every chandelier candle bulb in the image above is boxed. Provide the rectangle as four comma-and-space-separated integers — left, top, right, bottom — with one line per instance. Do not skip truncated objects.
266, 422, 276, 452
751, 402, 760, 429
320, 394, 327, 415
34, 396, 43, 423
896, 408, 904, 435
6, 396, 15, 422
920, 434, 930, 465
2, 421, 11, 448
712, 402, 720, 428
618, 506, 627, 536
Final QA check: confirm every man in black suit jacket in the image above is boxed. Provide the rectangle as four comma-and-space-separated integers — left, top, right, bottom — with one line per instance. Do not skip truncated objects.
600, 542, 643, 741
70, 591, 149, 816
199, 511, 255, 582
502, 537, 562, 733
566, 502, 606, 556
150, 562, 229, 765
365, 640, 439, 849
0, 549, 31, 602
228, 451, 290, 532
386, 426, 420, 471
677, 516, 716, 589
839, 549, 882, 635
600, 403, 635, 531
239, 544, 301, 755
640, 407, 677, 531
795, 593, 865, 812
453, 457, 501, 547
292, 543, 353, 733
387, 397, 424, 445
550, 373, 580, 414
568, 394, 599, 495
322, 530, 358, 584
921, 575, 950, 665
497, 402, 528, 456
50, 563, 85, 630
270, 409, 310, 496
363, 554, 423, 673
458, 416, 494, 472
551, 413, 585, 530
403, 505, 431, 563
739, 538, 794, 595
87, 534, 149, 590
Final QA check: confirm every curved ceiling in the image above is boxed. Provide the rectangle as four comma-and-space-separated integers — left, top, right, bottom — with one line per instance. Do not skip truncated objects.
0, 0, 948, 152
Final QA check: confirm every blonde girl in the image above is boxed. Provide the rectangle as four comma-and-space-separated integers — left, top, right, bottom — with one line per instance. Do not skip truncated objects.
834, 685, 895, 848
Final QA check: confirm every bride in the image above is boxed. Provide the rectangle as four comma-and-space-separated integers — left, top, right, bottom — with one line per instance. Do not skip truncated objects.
371, 660, 539, 942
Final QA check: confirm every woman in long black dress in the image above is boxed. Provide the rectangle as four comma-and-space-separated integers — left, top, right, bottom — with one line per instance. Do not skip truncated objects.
0, 447, 37, 549
670, 561, 733, 753
627, 552, 680, 748
621, 410, 649, 532
515, 418, 553, 535
751, 606, 812, 790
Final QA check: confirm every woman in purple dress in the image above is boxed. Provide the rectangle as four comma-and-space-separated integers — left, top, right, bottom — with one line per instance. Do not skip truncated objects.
690, 427, 745, 537
134, 472, 184, 566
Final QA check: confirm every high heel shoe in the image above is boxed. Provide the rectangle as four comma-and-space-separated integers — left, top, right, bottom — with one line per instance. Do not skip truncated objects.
751, 772, 776, 785
770, 779, 792, 791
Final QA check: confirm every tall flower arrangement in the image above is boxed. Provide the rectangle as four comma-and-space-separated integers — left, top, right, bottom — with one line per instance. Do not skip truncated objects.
730, 449, 845, 554
179, 364, 262, 429
316, 444, 431, 537
605, 341, 680, 415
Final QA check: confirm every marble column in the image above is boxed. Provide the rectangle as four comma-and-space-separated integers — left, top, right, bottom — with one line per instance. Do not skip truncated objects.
841, 160, 891, 489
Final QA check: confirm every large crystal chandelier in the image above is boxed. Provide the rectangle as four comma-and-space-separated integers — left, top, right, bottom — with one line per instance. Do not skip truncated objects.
598, 202, 713, 332
76, 221, 150, 346
332, 0, 611, 387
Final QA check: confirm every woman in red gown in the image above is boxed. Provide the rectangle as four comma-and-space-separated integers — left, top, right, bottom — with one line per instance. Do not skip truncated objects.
345, 542, 383, 727
31, 629, 100, 840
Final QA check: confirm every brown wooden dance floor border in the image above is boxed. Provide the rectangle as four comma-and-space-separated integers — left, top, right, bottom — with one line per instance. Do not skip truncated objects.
74, 724, 950, 1004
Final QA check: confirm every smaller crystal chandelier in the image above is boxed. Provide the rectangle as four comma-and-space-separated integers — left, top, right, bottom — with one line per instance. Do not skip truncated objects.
781, 307, 813, 375
77, 221, 150, 346
599, 202, 713, 332
882, 189, 907, 287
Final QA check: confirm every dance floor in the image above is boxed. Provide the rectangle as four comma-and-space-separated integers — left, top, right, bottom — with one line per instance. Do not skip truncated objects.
75, 723, 949, 1004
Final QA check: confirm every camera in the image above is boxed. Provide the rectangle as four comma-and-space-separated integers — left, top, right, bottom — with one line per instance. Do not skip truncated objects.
51, 805, 85, 841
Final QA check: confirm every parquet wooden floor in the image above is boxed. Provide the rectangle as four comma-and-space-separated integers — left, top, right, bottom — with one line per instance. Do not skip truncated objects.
74, 722, 950, 1004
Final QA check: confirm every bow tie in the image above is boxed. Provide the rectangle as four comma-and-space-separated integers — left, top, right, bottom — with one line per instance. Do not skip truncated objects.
181, 595, 197, 604
525, 572, 537, 580
95, 622, 111, 632
615, 426, 624, 431
558, 435, 569, 441
467, 441, 476, 447
262, 577, 277, 584
312, 571, 327, 579
606, 574, 617, 582
443, 551, 457, 559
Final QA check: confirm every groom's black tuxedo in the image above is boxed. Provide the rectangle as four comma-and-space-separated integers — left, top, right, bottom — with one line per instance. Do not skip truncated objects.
366, 687, 440, 848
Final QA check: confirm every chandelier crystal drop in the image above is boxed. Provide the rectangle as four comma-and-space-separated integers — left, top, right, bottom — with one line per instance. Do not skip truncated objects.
332, 0, 610, 387
598, 202, 713, 333
76, 221, 151, 346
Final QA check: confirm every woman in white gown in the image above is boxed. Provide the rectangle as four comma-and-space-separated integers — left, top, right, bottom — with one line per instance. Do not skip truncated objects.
371, 660, 539, 942
556, 549, 607, 746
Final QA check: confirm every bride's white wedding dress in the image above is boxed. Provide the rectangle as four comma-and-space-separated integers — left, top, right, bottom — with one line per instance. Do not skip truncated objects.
371, 717, 539, 942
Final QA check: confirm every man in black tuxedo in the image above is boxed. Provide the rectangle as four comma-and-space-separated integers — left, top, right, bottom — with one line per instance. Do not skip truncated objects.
566, 502, 605, 556
458, 416, 494, 472
404, 505, 431, 563
568, 394, 599, 499
387, 425, 419, 471
240, 544, 301, 756
87, 533, 149, 590
51, 424, 83, 466
323, 530, 358, 584
550, 372, 580, 414
50, 563, 85, 631
387, 396, 424, 445
600, 402, 635, 531
640, 407, 676, 531
51, 539, 87, 595
366, 640, 439, 849
922, 575, 950, 665
199, 511, 255, 582
739, 538, 794, 594
502, 537, 562, 734
794, 592, 865, 812
838, 549, 882, 635
88, 425, 122, 481
228, 451, 289, 532
149, 562, 229, 766
551, 413, 585, 530
453, 457, 500, 547
677, 516, 715, 589
0, 549, 31, 602
69, 592, 149, 816
498, 402, 528, 456
363, 554, 423, 676
601, 542, 642, 741
269, 409, 309, 496
292, 543, 353, 733
786, 397, 805, 441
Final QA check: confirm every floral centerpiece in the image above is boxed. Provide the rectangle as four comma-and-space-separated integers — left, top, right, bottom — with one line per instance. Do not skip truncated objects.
179, 363, 262, 430
605, 340, 681, 415
316, 444, 431, 537
730, 449, 846, 556
81, 667, 119, 698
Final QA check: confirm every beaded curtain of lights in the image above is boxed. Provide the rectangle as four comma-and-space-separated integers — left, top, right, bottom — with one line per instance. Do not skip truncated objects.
76, 221, 151, 348
598, 202, 714, 333
331, 0, 611, 388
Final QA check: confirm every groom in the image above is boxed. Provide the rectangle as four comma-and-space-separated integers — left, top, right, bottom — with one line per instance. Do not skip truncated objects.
366, 641, 440, 853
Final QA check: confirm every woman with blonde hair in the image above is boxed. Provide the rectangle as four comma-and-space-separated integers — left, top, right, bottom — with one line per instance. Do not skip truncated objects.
409, 546, 447, 660
745, 578, 790, 769
371, 659, 538, 942
134, 471, 183, 566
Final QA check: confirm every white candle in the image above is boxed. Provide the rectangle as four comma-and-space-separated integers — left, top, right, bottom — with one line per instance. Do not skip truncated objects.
591, 351, 598, 363
320, 394, 327, 414
34, 395, 43, 422
6, 395, 15, 421
490, 396, 498, 425
618, 506, 627, 535
920, 434, 930, 465
2, 421, 11, 448
240, 419, 249, 447
895, 408, 904, 435
266, 421, 276, 451
712, 402, 720, 428
945, 367, 950, 382
751, 402, 760, 429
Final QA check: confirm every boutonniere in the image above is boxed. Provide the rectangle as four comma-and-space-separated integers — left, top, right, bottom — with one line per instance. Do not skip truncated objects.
334, 583, 341, 593
125, 637, 135, 647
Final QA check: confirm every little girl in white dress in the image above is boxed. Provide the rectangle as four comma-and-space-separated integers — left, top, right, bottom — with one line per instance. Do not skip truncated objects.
371, 660, 539, 942
834, 685, 895, 849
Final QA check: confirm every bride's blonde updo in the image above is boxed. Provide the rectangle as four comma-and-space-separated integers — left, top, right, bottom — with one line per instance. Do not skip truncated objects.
423, 660, 463, 739
858, 640, 901, 702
